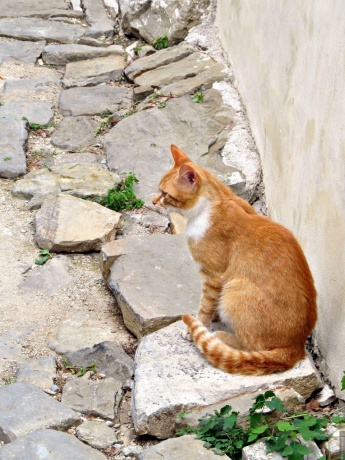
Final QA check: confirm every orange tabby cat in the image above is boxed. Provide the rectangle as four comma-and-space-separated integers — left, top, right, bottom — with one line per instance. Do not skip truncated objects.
153, 145, 317, 375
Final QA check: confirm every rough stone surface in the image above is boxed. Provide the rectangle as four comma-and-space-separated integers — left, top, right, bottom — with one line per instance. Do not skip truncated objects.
35, 194, 124, 252
83, 0, 115, 38
12, 163, 120, 204
0, 117, 27, 179
48, 312, 119, 354
16, 356, 56, 390
62, 341, 133, 384
0, 328, 34, 378
242, 440, 322, 460
125, 43, 194, 81
0, 40, 45, 64
0, 382, 81, 443
51, 116, 99, 150
2, 76, 61, 104
104, 89, 237, 204
0, 18, 85, 43
0, 0, 79, 18
0, 429, 107, 460
59, 85, 133, 116
159, 62, 227, 97
42, 44, 125, 65
0, 101, 53, 125
107, 234, 201, 338
63, 56, 125, 88
61, 377, 123, 420
122, 0, 211, 44
324, 421, 345, 459
138, 435, 228, 459
131, 321, 321, 438
20, 257, 74, 295
133, 52, 217, 87
76, 420, 118, 449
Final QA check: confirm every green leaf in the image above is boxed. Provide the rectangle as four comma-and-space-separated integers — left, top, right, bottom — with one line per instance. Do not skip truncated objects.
342, 371, 345, 391
35, 256, 48, 265
277, 421, 294, 432
251, 424, 269, 434
248, 412, 263, 428
266, 396, 287, 413
331, 415, 345, 423
281, 445, 294, 456
294, 443, 311, 455
39, 249, 51, 256
220, 405, 232, 416
223, 413, 238, 430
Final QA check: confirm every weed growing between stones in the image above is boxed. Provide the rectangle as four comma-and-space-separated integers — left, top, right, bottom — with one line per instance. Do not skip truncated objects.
35, 249, 52, 265
177, 390, 345, 459
152, 34, 169, 50
191, 92, 205, 103
99, 172, 144, 212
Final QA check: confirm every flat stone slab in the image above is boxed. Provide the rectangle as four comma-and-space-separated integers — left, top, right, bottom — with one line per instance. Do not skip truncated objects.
49, 312, 119, 354
62, 341, 133, 384
104, 89, 237, 204
61, 377, 122, 420
158, 62, 227, 98
76, 420, 118, 449
0, 18, 85, 44
125, 43, 194, 82
35, 194, 123, 252
0, 40, 45, 64
0, 328, 34, 378
12, 163, 120, 206
138, 435, 229, 460
83, 0, 115, 38
20, 257, 74, 295
0, 0, 79, 18
0, 382, 81, 443
0, 101, 53, 125
63, 56, 125, 88
16, 356, 56, 390
0, 429, 107, 460
59, 85, 133, 116
51, 116, 99, 150
131, 321, 321, 438
42, 44, 125, 65
106, 234, 201, 338
133, 52, 217, 88
0, 117, 27, 179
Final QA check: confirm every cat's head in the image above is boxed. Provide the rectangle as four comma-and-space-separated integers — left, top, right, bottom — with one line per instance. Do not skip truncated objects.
152, 145, 202, 213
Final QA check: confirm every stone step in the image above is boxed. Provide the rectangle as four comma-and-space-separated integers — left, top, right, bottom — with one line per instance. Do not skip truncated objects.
0, 429, 106, 460
131, 321, 322, 439
104, 234, 201, 338
0, 117, 27, 179
0, 40, 45, 65
104, 89, 240, 205
0, 382, 81, 443
42, 44, 125, 66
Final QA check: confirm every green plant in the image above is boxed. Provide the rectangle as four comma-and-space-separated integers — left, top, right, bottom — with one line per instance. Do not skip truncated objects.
35, 249, 52, 265
177, 390, 334, 460
342, 371, 345, 390
192, 92, 204, 103
99, 172, 144, 212
29, 122, 53, 130
152, 34, 169, 50
100, 109, 113, 119
3, 156, 12, 161
62, 360, 97, 377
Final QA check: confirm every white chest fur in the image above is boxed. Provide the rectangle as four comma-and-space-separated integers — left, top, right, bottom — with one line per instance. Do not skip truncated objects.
184, 198, 211, 241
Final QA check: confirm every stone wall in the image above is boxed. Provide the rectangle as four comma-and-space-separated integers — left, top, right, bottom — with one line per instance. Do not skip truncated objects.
216, 0, 345, 396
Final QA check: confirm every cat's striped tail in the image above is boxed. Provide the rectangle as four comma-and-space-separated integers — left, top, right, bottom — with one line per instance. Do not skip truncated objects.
182, 315, 305, 375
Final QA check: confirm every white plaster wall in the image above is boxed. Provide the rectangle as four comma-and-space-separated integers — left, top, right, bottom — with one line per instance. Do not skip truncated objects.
216, 0, 345, 396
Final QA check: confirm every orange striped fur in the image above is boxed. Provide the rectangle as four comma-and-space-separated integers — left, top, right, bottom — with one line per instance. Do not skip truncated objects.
153, 145, 317, 375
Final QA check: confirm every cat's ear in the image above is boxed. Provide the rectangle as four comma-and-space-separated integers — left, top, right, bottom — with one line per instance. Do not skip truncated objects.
170, 145, 190, 166
178, 164, 198, 189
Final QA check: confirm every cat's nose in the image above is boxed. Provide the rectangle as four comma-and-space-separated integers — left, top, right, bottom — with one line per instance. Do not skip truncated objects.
152, 193, 162, 206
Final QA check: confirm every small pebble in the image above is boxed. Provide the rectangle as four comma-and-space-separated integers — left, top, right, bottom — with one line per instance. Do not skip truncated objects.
51, 384, 59, 392
106, 421, 114, 427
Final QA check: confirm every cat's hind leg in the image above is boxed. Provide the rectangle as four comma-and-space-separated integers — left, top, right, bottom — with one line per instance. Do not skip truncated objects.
213, 330, 242, 349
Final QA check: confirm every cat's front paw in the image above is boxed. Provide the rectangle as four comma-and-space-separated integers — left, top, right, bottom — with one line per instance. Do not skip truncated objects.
181, 327, 192, 341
